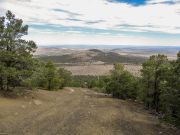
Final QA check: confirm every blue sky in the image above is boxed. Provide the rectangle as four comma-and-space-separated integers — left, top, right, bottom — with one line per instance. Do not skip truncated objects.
108, 0, 146, 5
0, 0, 180, 46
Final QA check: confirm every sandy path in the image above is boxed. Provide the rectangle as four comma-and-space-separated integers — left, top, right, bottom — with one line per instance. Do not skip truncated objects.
0, 88, 179, 135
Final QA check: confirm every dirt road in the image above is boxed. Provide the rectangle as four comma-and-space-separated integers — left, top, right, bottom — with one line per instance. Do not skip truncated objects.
0, 88, 179, 135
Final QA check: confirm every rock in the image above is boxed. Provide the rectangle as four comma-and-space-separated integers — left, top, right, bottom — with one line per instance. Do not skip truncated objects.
21, 105, 26, 109
69, 88, 75, 93
33, 100, 42, 105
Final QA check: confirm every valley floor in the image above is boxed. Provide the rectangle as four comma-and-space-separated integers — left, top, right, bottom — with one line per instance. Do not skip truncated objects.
0, 88, 179, 135
63, 64, 141, 76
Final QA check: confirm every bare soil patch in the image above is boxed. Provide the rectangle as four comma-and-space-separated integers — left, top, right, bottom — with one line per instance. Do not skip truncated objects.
63, 64, 142, 76
0, 88, 179, 135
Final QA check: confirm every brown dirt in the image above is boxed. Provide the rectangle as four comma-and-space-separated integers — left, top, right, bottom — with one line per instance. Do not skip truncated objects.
63, 64, 141, 76
0, 88, 179, 135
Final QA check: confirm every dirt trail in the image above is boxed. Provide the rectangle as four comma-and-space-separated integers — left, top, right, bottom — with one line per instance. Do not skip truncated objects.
0, 88, 179, 135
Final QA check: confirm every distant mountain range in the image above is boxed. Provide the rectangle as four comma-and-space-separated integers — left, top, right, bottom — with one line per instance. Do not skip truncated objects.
38, 45, 180, 50
37, 48, 146, 64
35, 45, 180, 61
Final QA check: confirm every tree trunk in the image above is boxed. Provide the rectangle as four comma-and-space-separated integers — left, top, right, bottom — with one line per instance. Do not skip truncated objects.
48, 79, 51, 90
154, 68, 159, 112
6, 76, 9, 91
0, 77, 3, 90
146, 76, 151, 109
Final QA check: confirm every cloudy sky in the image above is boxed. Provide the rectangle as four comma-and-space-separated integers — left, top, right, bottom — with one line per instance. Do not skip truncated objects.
0, 0, 180, 46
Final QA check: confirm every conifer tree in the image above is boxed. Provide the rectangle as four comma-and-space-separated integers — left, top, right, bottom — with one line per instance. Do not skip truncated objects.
0, 11, 37, 91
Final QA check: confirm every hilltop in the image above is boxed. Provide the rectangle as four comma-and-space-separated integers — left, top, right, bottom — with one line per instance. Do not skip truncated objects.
37, 48, 146, 64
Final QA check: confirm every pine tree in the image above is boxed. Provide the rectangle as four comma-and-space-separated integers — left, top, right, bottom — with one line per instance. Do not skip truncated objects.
141, 54, 169, 112
0, 11, 37, 91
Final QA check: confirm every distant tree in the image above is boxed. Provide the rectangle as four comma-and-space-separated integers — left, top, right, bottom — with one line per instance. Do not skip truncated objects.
0, 10, 37, 92
58, 67, 72, 88
44, 61, 57, 90
106, 63, 138, 99
24, 60, 72, 90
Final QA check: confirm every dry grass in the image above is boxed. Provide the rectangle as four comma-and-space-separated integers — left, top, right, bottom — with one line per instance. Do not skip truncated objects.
0, 88, 178, 135
63, 64, 142, 76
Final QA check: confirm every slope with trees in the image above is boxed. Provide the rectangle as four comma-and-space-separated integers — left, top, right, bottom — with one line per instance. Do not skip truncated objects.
139, 53, 180, 126
0, 11, 71, 93
105, 52, 180, 127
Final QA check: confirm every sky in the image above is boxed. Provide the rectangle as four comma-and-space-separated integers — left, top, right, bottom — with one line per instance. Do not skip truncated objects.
0, 0, 180, 46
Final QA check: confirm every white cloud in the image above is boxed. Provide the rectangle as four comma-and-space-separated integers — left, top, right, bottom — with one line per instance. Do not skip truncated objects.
24, 30, 180, 46
147, 0, 180, 4
1, 0, 180, 45
1, 0, 180, 33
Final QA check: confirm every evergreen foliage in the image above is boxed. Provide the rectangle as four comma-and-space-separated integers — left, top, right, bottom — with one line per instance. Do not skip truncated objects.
0, 10, 37, 91
140, 53, 180, 126
106, 64, 139, 99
